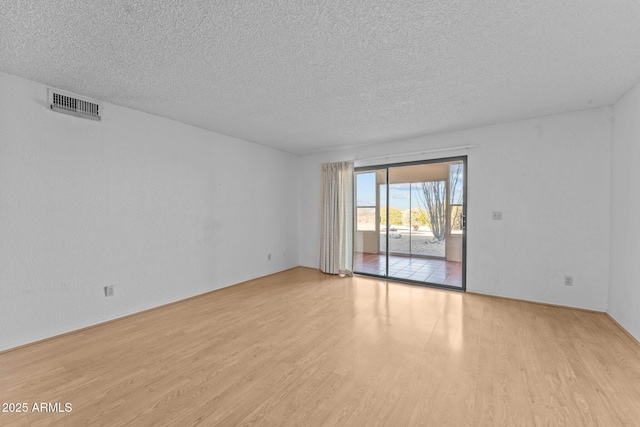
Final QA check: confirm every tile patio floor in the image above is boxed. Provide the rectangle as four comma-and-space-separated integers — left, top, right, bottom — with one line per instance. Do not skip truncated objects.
354, 252, 463, 288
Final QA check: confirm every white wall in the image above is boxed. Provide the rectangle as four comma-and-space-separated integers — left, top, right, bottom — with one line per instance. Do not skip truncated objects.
1, 68, 624, 351
609, 81, 640, 341
299, 108, 612, 311
0, 72, 299, 351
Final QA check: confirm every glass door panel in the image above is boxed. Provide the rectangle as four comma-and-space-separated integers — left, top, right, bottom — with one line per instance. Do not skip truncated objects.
387, 183, 410, 257
412, 180, 447, 258
445, 162, 464, 263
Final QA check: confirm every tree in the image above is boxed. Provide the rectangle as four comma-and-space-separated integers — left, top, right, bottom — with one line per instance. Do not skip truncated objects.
449, 164, 463, 205
449, 163, 464, 233
380, 207, 403, 226
411, 208, 428, 230
415, 181, 446, 241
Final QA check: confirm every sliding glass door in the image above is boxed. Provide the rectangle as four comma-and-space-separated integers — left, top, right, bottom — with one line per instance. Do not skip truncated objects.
353, 157, 466, 290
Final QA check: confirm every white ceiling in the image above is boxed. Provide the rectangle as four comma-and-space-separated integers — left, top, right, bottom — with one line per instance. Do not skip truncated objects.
2, 1, 640, 155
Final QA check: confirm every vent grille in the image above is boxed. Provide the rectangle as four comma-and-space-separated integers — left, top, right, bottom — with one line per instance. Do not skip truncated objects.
48, 89, 101, 120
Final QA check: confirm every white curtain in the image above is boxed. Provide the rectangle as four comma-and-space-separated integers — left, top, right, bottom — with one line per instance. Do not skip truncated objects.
319, 161, 354, 276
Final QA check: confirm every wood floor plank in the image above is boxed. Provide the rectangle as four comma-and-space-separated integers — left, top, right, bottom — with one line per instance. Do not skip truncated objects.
1, 267, 640, 426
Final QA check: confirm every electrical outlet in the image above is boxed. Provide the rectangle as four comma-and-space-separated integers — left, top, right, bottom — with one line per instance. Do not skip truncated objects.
104, 285, 115, 297
564, 276, 573, 287
268, 253, 271, 261
492, 211, 503, 220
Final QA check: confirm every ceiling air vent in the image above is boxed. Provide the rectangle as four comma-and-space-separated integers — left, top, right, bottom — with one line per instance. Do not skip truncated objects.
48, 88, 101, 121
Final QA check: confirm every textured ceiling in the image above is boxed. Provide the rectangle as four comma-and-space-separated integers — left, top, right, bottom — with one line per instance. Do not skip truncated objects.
2, 1, 640, 154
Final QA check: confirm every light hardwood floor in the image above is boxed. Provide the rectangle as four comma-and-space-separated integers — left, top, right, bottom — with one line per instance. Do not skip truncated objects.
2, 267, 640, 426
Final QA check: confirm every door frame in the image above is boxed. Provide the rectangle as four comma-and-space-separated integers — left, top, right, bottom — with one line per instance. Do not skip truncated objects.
354, 155, 467, 292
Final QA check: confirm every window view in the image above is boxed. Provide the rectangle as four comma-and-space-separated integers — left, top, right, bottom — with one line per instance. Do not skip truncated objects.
449, 163, 464, 235
356, 208, 376, 231
450, 205, 463, 234
355, 172, 377, 231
